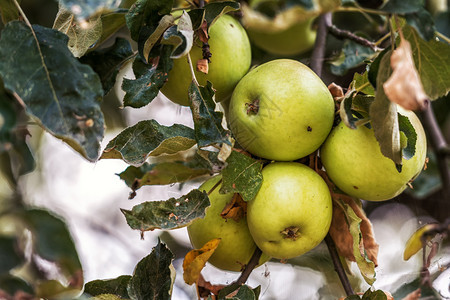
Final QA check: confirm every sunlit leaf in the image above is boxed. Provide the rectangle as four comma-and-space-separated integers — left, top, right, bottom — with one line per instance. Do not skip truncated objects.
101, 120, 196, 166
127, 239, 175, 300
0, 0, 19, 24
219, 151, 263, 202
80, 37, 134, 95
403, 25, 450, 100
122, 45, 173, 108
403, 223, 439, 260
352, 71, 375, 96
0, 236, 23, 273
183, 238, 221, 285
0, 22, 105, 162
36, 280, 83, 300
121, 189, 210, 231
189, 81, 231, 147
369, 50, 402, 167
84, 275, 131, 299
53, 6, 103, 57
340, 93, 373, 129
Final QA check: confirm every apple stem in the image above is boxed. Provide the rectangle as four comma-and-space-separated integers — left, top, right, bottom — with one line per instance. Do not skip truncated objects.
235, 247, 263, 286
325, 234, 355, 296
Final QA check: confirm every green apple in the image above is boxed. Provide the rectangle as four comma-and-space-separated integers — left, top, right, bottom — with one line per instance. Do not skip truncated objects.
246, 162, 332, 260
246, 17, 316, 56
320, 107, 427, 201
161, 14, 251, 106
187, 176, 270, 272
228, 59, 335, 161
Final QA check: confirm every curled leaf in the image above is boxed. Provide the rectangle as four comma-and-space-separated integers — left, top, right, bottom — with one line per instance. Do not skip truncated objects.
183, 238, 221, 285
383, 36, 428, 111
403, 223, 439, 260
220, 193, 247, 222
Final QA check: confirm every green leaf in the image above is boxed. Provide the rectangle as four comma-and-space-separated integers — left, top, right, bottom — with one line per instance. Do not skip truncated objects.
0, 274, 34, 296
161, 11, 194, 59
345, 296, 362, 300
122, 45, 173, 108
0, 21, 105, 162
189, 81, 231, 147
343, 201, 376, 285
0, 236, 23, 273
361, 289, 387, 300
380, 0, 424, 14
84, 275, 131, 298
127, 239, 175, 300
53, 6, 103, 57
398, 113, 417, 160
404, 8, 436, 41
352, 71, 375, 96
406, 151, 443, 199
330, 40, 376, 76
0, 0, 19, 24
95, 10, 127, 48
23, 209, 82, 280
369, 50, 402, 167
58, 0, 122, 21
228, 285, 258, 300
340, 93, 374, 129
121, 189, 210, 231
118, 152, 215, 192
203, 1, 240, 27
125, 0, 173, 42
100, 120, 196, 166
142, 14, 175, 62
403, 25, 450, 100
80, 37, 134, 95
219, 151, 263, 202
367, 47, 390, 89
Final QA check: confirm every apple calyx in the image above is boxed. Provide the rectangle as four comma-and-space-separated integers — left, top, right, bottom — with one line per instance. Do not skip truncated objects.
280, 226, 300, 240
245, 99, 260, 115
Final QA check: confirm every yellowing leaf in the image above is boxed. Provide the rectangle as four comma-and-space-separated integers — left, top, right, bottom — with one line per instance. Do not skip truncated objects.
403, 223, 439, 260
383, 36, 428, 111
183, 238, 221, 285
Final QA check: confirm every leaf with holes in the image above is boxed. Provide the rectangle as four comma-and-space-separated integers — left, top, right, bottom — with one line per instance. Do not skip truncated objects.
0, 22, 104, 162
121, 189, 210, 232
101, 120, 196, 166
219, 151, 263, 202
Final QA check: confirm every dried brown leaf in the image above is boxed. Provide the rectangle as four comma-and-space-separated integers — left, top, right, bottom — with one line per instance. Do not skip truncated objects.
183, 238, 221, 285
329, 195, 379, 266
383, 36, 428, 111
197, 273, 227, 298
328, 82, 344, 99
197, 58, 209, 74
220, 193, 247, 222
197, 21, 209, 44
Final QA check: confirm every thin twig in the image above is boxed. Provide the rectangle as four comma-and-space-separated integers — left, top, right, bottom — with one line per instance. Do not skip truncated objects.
325, 234, 355, 296
309, 13, 332, 77
419, 102, 450, 200
235, 247, 263, 285
328, 25, 380, 51
187, 53, 200, 86
310, 13, 356, 297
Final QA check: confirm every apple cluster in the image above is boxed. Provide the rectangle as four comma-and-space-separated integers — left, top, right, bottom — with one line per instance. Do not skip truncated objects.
163, 13, 427, 272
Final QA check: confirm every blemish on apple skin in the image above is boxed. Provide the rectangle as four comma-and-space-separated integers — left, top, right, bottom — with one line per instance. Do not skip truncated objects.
307, 126, 312, 132
353, 186, 359, 189
245, 99, 260, 115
